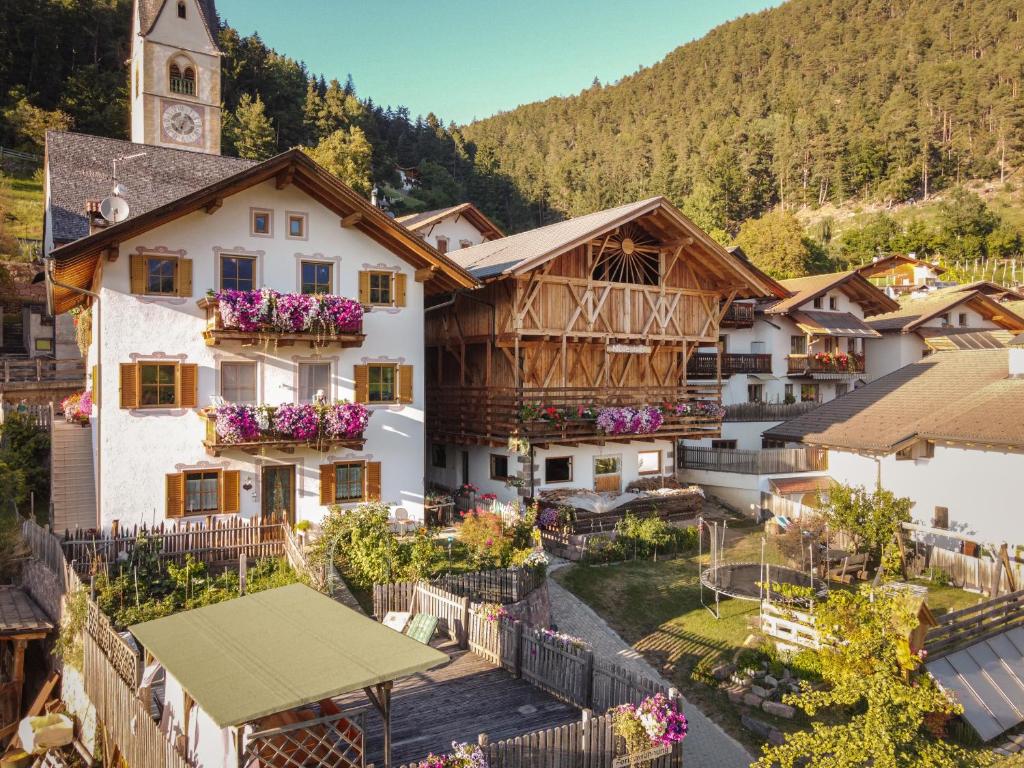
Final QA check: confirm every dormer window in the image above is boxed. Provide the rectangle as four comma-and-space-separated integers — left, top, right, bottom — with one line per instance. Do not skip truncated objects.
169, 62, 196, 96
829, 296, 838, 310
813, 297, 823, 309
177, 1, 187, 18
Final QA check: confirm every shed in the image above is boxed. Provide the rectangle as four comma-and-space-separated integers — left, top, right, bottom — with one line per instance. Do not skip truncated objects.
0, 587, 53, 734
130, 583, 448, 767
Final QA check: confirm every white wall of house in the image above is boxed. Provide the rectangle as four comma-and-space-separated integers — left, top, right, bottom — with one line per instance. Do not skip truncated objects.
866, 334, 924, 381
827, 445, 1024, 546
89, 180, 427, 529
677, 467, 829, 516
417, 215, 489, 253
160, 670, 241, 768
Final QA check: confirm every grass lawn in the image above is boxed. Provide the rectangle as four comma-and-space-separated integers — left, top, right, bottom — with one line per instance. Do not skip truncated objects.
1, 169, 43, 243
555, 523, 992, 752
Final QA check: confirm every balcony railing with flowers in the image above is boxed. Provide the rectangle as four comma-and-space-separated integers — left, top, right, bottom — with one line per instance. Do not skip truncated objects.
427, 385, 724, 446
202, 401, 369, 456
198, 290, 365, 348
787, 352, 865, 375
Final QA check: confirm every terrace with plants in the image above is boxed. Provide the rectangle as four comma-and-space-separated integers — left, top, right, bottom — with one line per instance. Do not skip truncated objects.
202, 400, 370, 455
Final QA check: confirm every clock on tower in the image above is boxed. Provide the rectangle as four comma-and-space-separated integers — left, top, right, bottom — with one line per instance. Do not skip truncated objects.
161, 101, 204, 145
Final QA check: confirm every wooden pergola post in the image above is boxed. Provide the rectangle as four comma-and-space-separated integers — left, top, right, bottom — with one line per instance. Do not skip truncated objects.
364, 680, 394, 768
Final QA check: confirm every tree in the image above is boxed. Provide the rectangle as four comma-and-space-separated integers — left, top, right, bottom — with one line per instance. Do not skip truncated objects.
302, 127, 373, 197
2, 91, 72, 152
817, 482, 911, 565
986, 223, 1022, 259
756, 586, 968, 768
734, 210, 823, 279
224, 93, 276, 160
936, 188, 999, 260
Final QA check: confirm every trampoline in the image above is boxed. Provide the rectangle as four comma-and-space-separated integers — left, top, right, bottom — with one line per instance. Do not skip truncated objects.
700, 562, 827, 603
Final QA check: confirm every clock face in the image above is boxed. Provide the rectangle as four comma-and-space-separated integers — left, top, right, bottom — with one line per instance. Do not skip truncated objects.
162, 103, 202, 144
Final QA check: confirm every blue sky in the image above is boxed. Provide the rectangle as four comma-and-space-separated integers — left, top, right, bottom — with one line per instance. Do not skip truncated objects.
216, 0, 782, 125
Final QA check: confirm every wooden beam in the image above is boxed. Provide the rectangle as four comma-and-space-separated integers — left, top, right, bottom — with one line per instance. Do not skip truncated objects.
275, 168, 293, 189
104, 243, 119, 262
205, 198, 223, 214
415, 265, 438, 282
340, 211, 363, 228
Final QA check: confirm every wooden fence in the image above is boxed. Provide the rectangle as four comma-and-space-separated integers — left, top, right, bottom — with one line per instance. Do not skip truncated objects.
925, 589, 1024, 658
1, 358, 85, 384
372, 567, 545, 616
60, 516, 286, 570
680, 446, 827, 475
520, 627, 593, 708
0, 402, 51, 430
723, 401, 820, 422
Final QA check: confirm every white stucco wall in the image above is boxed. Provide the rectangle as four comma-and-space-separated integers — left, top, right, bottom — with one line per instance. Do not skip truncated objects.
420, 214, 489, 252
866, 334, 924, 381
677, 467, 828, 516
90, 180, 426, 529
161, 671, 240, 768
827, 445, 1024, 546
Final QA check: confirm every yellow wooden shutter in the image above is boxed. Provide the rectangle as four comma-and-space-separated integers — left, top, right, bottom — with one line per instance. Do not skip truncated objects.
358, 271, 370, 304
353, 364, 369, 403
398, 364, 413, 404
178, 363, 199, 408
119, 363, 139, 409
177, 258, 193, 297
166, 473, 185, 518
91, 365, 100, 407
365, 461, 381, 501
394, 273, 407, 307
221, 470, 240, 513
130, 254, 146, 294
319, 464, 336, 506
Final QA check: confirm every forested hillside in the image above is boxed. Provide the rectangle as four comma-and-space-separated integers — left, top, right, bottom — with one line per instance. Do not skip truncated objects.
1, 0, 1023, 273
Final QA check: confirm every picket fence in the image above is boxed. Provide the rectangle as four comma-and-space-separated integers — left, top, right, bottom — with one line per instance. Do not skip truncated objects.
372, 567, 544, 616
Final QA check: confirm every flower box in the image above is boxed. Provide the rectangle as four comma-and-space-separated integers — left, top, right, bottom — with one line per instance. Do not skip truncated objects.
202, 402, 369, 456
198, 291, 365, 348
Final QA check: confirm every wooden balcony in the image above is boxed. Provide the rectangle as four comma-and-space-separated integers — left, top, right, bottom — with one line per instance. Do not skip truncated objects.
723, 401, 821, 422
201, 408, 365, 457
680, 446, 828, 474
687, 352, 772, 378
720, 302, 755, 328
1, 357, 85, 384
787, 353, 865, 377
426, 385, 723, 447
197, 297, 365, 349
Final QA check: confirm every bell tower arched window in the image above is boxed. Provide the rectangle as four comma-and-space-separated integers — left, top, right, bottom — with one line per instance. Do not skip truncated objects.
177, 1, 187, 18
169, 60, 196, 96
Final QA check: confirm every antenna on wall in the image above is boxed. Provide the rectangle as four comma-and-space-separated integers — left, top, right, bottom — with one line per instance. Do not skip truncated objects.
101, 152, 147, 223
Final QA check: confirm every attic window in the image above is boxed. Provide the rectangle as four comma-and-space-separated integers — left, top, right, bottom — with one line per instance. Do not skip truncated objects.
591, 223, 660, 286
178, 1, 187, 18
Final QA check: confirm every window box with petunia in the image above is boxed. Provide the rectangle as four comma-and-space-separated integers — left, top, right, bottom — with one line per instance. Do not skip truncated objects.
201, 401, 370, 456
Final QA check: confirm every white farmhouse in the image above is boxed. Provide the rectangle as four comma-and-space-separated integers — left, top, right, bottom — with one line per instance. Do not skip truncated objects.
764, 345, 1024, 547
41, 0, 475, 532
396, 203, 504, 254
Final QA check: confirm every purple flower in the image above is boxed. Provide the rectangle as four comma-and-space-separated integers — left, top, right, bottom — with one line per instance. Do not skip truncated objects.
596, 406, 664, 435
320, 295, 364, 333
273, 292, 318, 332
214, 403, 261, 443
216, 288, 276, 332
273, 403, 320, 441
321, 402, 370, 439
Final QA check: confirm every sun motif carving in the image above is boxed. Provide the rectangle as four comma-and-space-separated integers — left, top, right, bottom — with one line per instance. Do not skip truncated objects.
591, 222, 661, 285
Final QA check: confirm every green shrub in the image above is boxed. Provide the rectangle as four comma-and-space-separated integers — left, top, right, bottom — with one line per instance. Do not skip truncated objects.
582, 534, 624, 564
457, 510, 514, 569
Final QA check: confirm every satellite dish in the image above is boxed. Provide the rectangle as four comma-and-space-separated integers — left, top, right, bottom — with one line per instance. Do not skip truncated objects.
99, 195, 130, 223
112, 182, 128, 198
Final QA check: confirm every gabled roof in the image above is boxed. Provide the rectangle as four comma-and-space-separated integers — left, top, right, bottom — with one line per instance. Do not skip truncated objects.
764, 350, 1024, 451
396, 203, 504, 241
46, 131, 255, 244
765, 271, 900, 315
866, 291, 1024, 334
926, 281, 1024, 302
856, 253, 945, 277
47, 149, 477, 313
130, 584, 447, 728
138, 0, 219, 47
790, 310, 881, 338
918, 328, 1018, 352
447, 197, 784, 298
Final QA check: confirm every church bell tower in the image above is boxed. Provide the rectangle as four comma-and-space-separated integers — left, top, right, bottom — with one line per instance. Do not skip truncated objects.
129, 0, 221, 155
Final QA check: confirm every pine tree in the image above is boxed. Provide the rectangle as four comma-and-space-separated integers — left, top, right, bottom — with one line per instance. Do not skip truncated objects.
302, 127, 373, 197
224, 93, 276, 160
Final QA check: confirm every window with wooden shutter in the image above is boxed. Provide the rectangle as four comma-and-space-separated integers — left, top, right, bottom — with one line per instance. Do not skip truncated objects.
91, 365, 100, 407
179, 363, 199, 408
365, 461, 381, 501
177, 258, 193, 297
166, 473, 185, 517
353, 364, 369, 403
221, 470, 240, 513
319, 463, 336, 505
358, 271, 370, 304
394, 273, 407, 307
120, 363, 140, 408
130, 254, 146, 294
398, 364, 413, 404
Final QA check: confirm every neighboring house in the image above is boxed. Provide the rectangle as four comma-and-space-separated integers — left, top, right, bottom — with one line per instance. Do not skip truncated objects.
396, 203, 504, 254
856, 253, 946, 294
42, 0, 475, 531
914, 280, 1024, 303
0, 261, 76, 359
425, 197, 778, 502
865, 290, 1024, 379
764, 347, 1024, 547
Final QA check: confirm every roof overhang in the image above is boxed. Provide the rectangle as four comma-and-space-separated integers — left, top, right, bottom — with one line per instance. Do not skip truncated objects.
791, 310, 882, 338
901, 291, 1024, 334
857, 254, 945, 277
768, 271, 900, 317
399, 203, 504, 241
47, 149, 478, 313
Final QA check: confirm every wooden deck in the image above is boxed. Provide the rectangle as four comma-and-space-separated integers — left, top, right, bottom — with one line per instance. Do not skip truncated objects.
333, 641, 581, 765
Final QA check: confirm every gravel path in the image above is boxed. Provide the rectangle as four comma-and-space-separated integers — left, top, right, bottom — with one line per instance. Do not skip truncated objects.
547, 566, 755, 768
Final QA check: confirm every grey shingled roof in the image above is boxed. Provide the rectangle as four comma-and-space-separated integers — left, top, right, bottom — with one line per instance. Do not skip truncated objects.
764, 349, 1024, 451
448, 198, 661, 279
139, 0, 219, 45
46, 132, 254, 244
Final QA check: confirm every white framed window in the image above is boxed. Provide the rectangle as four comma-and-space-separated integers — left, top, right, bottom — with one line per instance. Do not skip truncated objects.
286, 211, 308, 240
221, 361, 257, 404
250, 208, 273, 237
637, 450, 661, 475
298, 362, 330, 403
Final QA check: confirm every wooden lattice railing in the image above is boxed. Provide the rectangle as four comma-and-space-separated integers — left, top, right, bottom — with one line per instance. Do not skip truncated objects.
245, 709, 368, 768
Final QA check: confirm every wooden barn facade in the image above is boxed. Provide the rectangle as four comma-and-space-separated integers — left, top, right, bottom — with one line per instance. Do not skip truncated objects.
425, 197, 782, 499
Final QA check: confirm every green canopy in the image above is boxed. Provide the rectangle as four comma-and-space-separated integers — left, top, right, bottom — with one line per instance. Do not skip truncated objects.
130, 583, 448, 727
